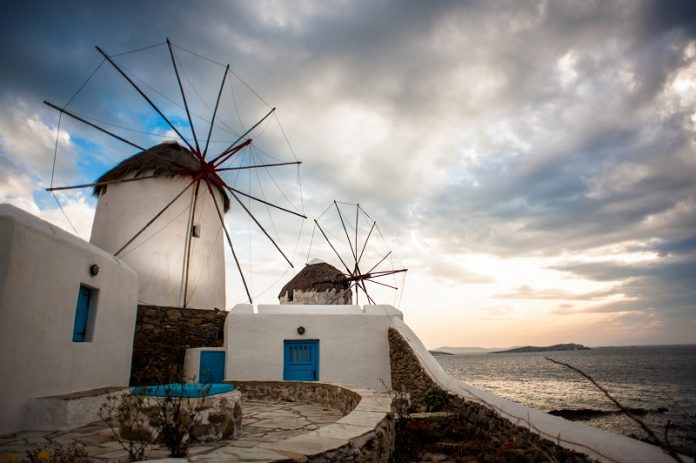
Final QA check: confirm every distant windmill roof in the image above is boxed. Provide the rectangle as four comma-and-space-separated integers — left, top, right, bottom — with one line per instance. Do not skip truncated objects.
94, 141, 230, 211
279, 261, 351, 299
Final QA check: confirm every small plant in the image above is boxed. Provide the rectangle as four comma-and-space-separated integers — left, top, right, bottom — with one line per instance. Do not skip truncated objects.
25, 443, 92, 463
99, 380, 213, 460
99, 390, 155, 462
147, 383, 211, 457
380, 379, 412, 420
423, 388, 450, 412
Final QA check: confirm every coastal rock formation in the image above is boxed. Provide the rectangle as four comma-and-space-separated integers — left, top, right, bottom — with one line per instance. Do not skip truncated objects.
493, 343, 590, 354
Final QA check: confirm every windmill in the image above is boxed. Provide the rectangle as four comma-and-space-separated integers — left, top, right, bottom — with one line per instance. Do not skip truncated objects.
308, 201, 407, 305
44, 39, 306, 308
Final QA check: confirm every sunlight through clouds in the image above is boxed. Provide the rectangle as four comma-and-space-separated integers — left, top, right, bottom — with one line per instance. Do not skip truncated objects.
1, 0, 694, 347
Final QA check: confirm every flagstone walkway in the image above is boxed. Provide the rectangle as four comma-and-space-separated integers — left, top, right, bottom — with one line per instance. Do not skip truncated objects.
0, 399, 345, 462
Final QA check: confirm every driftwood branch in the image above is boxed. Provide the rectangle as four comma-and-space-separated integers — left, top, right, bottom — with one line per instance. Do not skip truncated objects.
545, 357, 685, 463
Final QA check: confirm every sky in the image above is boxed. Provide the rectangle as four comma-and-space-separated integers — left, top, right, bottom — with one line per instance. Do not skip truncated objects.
1, 0, 695, 349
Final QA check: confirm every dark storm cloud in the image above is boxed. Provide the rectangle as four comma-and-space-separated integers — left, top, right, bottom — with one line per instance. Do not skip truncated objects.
0, 0, 694, 338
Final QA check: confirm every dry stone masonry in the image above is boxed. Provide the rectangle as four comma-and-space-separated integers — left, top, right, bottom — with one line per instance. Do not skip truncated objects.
389, 327, 442, 411
131, 305, 228, 385
232, 381, 361, 415
388, 327, 597, 462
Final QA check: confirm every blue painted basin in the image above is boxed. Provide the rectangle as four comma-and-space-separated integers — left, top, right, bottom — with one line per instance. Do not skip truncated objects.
132, 383, 234, 398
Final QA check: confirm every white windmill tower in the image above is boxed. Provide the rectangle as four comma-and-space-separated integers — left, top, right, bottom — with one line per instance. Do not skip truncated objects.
89, 142, 230, 309
45, 39, 305, 309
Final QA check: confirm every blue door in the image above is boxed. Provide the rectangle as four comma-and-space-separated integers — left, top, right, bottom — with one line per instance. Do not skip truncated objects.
200, 351, 225, 383
284, 340, 319, 381
72, 285, 92, 342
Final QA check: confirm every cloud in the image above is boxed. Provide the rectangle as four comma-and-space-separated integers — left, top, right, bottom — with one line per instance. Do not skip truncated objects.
552, 256, 696, 335
496, 285, 615, 301
0, 99, 94, 237
420, 255, 492, 285
1, 0, 695, 344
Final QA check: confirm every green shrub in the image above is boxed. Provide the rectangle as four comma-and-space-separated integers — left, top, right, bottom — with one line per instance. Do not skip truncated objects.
424, 388, 450, 412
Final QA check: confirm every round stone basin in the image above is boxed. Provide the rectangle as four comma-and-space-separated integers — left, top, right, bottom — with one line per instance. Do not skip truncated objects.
119, 386, 243, 443
132, 383, 233, 397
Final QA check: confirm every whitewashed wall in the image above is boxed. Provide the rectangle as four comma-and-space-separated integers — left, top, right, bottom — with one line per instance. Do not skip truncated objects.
183, 347, 225, 382
90, 174, 225, 310
225, 304, 402, 390
0, 204, 139, 435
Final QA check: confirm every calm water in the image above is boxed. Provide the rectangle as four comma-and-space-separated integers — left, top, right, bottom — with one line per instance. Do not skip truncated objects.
435, 345, 696, 456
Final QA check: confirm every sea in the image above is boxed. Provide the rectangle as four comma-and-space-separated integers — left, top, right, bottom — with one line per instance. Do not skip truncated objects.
435, 345, 696, 456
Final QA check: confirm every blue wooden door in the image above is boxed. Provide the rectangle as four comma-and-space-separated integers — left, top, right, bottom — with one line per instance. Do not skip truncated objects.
284, 340, 319, 381
200, 351, 225, 383
72, 286, 91, 342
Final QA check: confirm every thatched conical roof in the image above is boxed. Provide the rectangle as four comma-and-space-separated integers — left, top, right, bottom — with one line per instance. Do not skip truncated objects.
94, 142, 230, 211
279, 261, 350, 299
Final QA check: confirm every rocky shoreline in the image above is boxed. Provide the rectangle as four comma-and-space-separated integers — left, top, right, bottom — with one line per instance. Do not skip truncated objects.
548, 407, 669, 420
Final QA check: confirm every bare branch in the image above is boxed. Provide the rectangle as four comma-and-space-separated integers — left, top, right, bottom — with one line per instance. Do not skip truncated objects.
546, 357, 685, 463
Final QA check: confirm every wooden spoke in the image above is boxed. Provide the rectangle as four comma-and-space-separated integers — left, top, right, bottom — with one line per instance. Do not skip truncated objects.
167, 38, 201, 156
211, 107, 275, 166
314, 219, 352, 275
96, 45, 196, 153
355, 203, 359, 263
44, 101, 144, 151
216, 161, 301, 172
182, 179, 202, 307
367, 251, 392, 274
334, 201, 357, 262
204, 179, 253, 303
365, 279, 398, 290
115, 179, 195, 256
357, 279, 376, 305
368, 269, 408, 278
225, 185, 306, 219
210, 139, 251, 168
203, 64, 229, 158
225, 187, 294, 268
312, 202, 407, 305
46, 174, 165, 192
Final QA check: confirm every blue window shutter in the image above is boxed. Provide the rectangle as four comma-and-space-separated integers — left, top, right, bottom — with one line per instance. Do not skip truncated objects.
72, 286, 91, 342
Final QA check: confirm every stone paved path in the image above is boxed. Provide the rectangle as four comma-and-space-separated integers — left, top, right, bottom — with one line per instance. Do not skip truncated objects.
0, 399, 345, 462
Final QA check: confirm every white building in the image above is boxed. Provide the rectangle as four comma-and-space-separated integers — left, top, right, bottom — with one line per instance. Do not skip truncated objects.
223, 304, 401, 390
0, 204, 139, 435
90, 142, 227, 310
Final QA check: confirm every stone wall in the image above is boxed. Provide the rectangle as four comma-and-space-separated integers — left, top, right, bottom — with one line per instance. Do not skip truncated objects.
389, 327, 441, 411
304, 412, 393, 463
130, 305, 227, 385
388, 327, 595, 462
231, 380, 361, 415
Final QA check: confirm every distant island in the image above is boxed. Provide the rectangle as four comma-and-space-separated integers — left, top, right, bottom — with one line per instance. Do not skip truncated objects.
434, 346, 507, 355
492, 343, 590, 354
429, 350, 454, 356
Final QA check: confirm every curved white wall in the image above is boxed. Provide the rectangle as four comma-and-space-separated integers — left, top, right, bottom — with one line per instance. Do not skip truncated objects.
90, 174, 226, 310
0, 204, 138, 435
